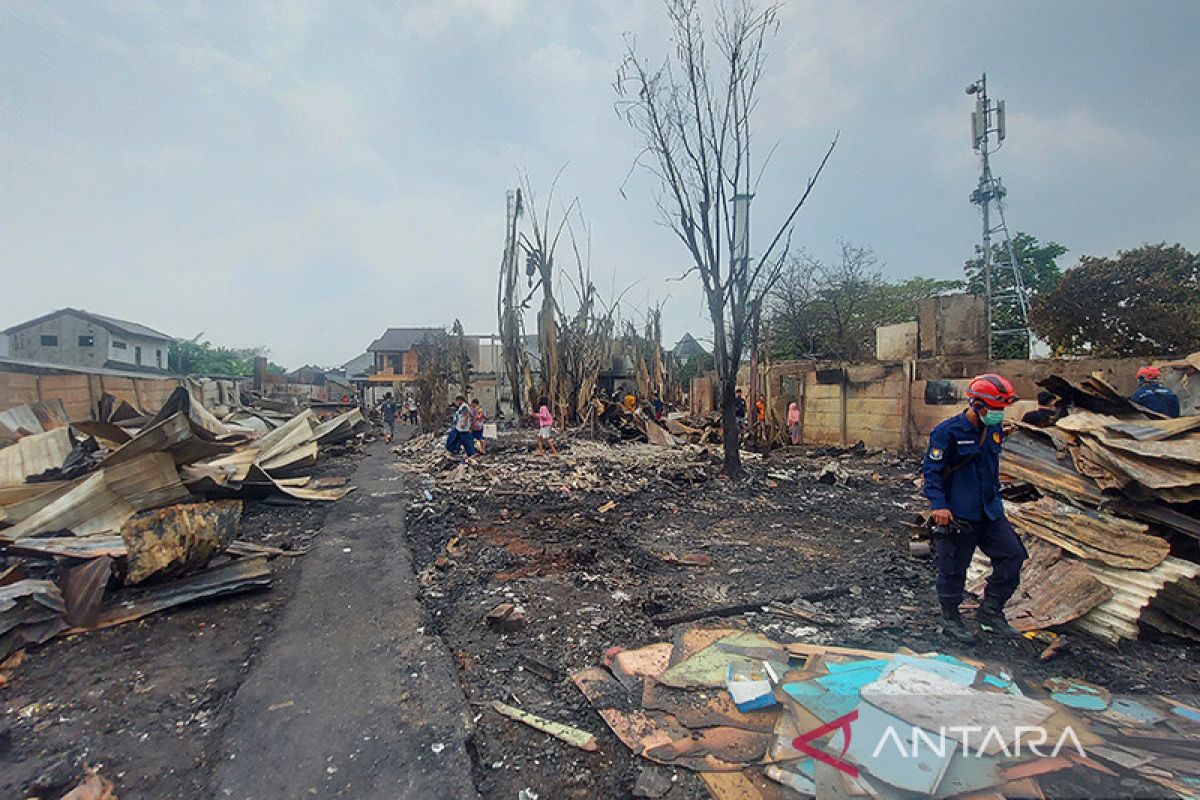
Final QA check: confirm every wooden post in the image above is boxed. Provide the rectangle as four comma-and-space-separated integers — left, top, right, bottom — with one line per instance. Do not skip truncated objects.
254, 356, 268, 392
798, 371, 807, 445
900, 360, 914, 455
839, 370, 848, 447
132, 379, 145, 413
85, 374, 98, 421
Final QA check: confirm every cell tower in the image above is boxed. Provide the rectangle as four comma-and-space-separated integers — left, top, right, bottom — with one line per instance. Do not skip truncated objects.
967, 73, 1030, 359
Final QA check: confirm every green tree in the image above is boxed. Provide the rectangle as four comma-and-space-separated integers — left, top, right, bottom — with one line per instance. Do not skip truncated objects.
168, 336, 285, 376
964, 232, 1067, 358
769, 244, 961, 360
1029, 243, 1200, 357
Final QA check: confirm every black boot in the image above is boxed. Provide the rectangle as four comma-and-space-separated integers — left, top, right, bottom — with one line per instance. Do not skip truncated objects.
940, 603, 977, 644
977, 597, 1021, 638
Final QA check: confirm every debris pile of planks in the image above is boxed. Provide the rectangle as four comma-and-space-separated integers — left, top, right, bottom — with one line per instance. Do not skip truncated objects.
0, 388, 367, 661
584, 397, 723, 448
981, 374, 1200, 645
572, 628, 1200, 799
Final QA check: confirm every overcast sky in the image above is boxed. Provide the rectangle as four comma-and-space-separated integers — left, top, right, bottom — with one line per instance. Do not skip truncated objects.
3, 1, 1197, 369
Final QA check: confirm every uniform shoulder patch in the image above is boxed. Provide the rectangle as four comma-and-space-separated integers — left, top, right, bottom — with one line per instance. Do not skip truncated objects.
993, 432, 1002, 444
928, 447, 944, 461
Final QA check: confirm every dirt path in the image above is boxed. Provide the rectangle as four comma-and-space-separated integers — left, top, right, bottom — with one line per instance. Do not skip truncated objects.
211, 442, 479, 799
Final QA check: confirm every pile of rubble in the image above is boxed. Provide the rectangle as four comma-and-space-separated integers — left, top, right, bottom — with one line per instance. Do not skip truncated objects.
969, 375, 1200, 644
0, 387, 367, 662
568, 626, 1200, 799
393, 429, 715, 495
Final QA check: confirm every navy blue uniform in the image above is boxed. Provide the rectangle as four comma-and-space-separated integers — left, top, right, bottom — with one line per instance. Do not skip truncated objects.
1131, 383, 1181, 418
921, 412, 1027, 607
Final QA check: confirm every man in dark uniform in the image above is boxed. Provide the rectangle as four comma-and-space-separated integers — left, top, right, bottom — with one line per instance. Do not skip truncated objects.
922, 374, 1027, 643
1130, 366, 1181, 418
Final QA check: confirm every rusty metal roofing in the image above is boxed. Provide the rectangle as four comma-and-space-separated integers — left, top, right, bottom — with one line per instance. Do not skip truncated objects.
0, 427, 72, 488
1072, 556, 1200, 645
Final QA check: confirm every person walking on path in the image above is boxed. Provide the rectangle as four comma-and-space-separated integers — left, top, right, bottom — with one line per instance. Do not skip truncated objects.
378, 392, 398, 444
787, 401, 802, 445
446, 395, 475, 457
533, 395, 558, 457
405, 395, 418, 426
470, 398, 488, 455
921, 373, 1026, 644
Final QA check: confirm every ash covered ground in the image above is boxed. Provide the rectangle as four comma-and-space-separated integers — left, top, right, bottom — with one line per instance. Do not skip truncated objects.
398, 431, 1200, 799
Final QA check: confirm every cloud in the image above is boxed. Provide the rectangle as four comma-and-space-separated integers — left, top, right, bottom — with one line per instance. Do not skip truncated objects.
1005, 108, 1155, 165
399, 0, 527, 35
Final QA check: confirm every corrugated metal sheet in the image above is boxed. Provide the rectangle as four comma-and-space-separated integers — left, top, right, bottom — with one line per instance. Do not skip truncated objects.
0, 399, 70, 435
1072, 557, 1200, 645
972, 549, 1200, 645
0, 427, 73, 487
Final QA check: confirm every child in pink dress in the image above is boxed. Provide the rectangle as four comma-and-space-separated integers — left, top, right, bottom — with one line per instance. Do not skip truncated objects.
533, 395, 558, 456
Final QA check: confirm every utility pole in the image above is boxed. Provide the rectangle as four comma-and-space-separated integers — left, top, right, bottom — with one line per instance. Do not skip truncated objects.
967, 74, 1031, 359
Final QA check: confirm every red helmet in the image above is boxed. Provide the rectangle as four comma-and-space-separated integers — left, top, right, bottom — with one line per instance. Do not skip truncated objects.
1136, 366, 1160, 382
965, 374, 1018, 408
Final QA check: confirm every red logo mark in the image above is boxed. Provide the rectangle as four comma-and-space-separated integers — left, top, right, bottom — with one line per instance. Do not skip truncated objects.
791, 709, 859, 778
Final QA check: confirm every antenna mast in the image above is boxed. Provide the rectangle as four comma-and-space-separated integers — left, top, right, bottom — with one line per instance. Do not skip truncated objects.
967, 73, 1030, 359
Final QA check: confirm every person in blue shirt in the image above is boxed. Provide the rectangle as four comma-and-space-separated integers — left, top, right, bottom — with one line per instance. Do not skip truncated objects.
922, 374, 1026, 644
1130, 366, 1180, 418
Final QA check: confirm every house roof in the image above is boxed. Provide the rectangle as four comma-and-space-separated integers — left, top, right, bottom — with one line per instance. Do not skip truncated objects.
366, 327, 445, 353
3, 308, 174, 341
340, 352, 375, 378
673, 332, 709, 359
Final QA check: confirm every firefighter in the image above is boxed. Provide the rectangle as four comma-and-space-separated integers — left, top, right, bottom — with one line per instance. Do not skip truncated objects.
922, 374, 1027, 644
1130, 366, 1180, 418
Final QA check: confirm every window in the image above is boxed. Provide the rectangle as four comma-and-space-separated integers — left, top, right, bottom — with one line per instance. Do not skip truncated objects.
135, 346, 142, 365
113, 341, 127, 350
156, 349, 162, 368
79, 335, 94, 347
40, 335, 58, 346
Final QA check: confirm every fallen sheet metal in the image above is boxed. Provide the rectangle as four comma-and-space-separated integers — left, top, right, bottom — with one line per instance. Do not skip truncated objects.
0, 399, 70, 435
83, 555, 271, 631
4, 535, 127, 559
969, 537, 1111, 632
1, 453, 190, 540
0, 579, 67, 660
1001, 429, 1105, 505
102, 412, 238, 468
63, 556, 114, 627
1009, 497, 1170, 570
72, 420, 133, 446
0, 472, 134, 540
0, 427, 73, 488
121, 499, 242, 584
313, 408, 368, 446
1074, 556, 1200, 644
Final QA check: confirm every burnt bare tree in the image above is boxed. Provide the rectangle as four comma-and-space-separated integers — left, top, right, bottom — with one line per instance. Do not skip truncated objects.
518, 172, 578, 425
413, 331, 450, 432
617, 0, 835, 475
497, 188, 529, 417
449, 319, 472, 395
